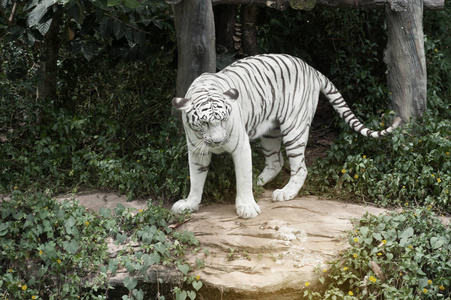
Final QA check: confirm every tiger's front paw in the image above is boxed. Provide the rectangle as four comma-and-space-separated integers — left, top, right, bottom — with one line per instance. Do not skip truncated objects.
272, 188, 297, 202
236, 202, 261, 219
171, 199, 199, 215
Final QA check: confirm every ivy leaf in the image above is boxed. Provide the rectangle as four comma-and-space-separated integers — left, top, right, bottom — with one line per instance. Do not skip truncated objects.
192, 280, 202, 291
430, 236, 446, 250
187, 290, 196, 300
154, 242, 167, 254
123, 277, 137, 291
398, 227, 414, 247
116, 233, 127, 244
175, 290, 187, 300
63, 240, 79, 254
113, 21, 125, 40
359, 226, 369, 236
149, 252, 160, 265
107, 0, 122, 6
398, 227, 414, 240
177, 263, 190, 275
122, 0, 141, 8
109, 258, 119, 274
372, 232, 382, 241
132, 289, 144, 300
64, 216, 76, 234
2, 208, 12, 219
38, 266, 48, 277
90, 0, 108, 10
143, 252, 160, 266
99, 207, 112, 218
0, 222, 9, 236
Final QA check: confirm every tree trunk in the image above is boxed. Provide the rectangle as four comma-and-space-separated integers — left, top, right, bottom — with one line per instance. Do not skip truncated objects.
384, 0, 427, 121
36, 18, 59, 101
240, 5, 258, 56
173, 0, 216, 97
214, 5, 237, 52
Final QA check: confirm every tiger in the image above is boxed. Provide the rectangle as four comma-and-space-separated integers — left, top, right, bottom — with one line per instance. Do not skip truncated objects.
171, 53, 401, 219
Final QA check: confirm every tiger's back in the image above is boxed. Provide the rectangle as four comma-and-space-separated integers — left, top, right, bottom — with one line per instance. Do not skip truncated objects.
187, 54, 323, 140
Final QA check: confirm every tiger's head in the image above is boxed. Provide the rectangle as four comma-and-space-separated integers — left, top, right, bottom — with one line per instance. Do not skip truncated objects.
173, 88, 239, 147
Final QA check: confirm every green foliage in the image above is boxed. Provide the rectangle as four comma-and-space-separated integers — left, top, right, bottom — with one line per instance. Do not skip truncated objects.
0, 0, 174, 61
258, 7, 388, 113
0, 191, 203, 299
307, 107, 451, 213
304, 207, 451, 299
0, 190, 110, 299
0, 54, 192, 201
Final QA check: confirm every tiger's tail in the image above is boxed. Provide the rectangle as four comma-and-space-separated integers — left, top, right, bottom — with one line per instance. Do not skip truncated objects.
319, 75, 402, 138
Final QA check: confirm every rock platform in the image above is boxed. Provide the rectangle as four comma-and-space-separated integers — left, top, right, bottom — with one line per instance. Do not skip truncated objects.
62, 190, 391, 299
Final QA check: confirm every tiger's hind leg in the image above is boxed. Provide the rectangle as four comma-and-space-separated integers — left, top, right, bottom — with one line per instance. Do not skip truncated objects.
272, 125, 309, 202
257, 128, 284, 186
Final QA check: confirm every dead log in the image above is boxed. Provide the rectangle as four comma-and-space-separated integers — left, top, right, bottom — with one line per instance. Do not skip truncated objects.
384, 0, 427, 120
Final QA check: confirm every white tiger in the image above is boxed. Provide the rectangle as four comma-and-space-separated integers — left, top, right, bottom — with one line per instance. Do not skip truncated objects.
171, 54, 401, 219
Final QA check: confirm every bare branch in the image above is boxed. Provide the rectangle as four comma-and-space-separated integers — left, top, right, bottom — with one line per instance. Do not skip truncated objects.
9, 2, 18, 25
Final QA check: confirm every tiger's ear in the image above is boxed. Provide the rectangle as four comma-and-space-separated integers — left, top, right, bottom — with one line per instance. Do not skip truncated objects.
172, 97, 192, 111
224, 88, 239, 101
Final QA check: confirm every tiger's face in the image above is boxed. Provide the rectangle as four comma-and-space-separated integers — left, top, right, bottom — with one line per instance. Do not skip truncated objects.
173, 88, 239, 148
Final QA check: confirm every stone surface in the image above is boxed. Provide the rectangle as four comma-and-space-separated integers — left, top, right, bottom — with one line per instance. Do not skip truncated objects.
58, 192, 147, 213
177, 190, 390, 298
58, 190, 450, 299
1, 189, 445, 299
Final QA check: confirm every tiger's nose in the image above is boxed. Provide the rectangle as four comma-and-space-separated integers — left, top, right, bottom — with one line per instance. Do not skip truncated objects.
208, 137, 223, 144
207, 136, 226, 146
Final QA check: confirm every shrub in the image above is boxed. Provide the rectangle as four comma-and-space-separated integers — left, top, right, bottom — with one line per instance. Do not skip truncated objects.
0, 190, 202, 299
306, 105, 451, 214
305, 207, 451, 299
0, 54, 193, 201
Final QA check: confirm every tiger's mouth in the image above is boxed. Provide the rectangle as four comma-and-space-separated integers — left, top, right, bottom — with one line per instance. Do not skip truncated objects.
204, 135, 229, 148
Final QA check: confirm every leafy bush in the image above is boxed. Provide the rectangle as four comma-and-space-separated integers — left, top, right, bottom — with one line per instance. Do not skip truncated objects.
306, 108, 451, 214
0, 53, 193, 201
0, 190, 110, 299
305, 207, 450, 299
0, 191, 203, 299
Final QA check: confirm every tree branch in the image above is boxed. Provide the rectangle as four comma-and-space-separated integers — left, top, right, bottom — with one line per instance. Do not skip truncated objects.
9, 2, 18, 25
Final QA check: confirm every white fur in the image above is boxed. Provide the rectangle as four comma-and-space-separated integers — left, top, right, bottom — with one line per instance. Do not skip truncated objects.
171, 54, 400, 218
